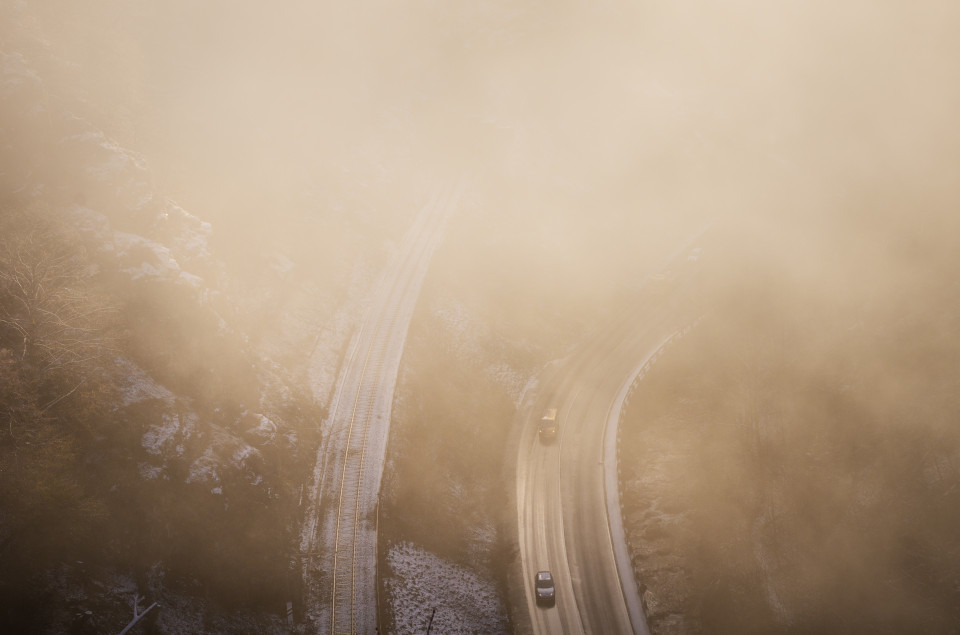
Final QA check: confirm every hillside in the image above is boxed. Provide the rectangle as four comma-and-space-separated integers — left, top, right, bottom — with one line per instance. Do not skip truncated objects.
621, 221, 960, 633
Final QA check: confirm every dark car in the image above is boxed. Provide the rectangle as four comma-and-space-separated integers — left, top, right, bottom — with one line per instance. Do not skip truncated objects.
535, 570, 556, 606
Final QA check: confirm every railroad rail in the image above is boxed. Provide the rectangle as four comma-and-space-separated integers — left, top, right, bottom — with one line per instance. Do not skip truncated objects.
300, 182, 462, 634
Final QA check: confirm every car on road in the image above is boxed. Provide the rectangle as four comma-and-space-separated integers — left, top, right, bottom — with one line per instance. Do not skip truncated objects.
535, 570, 556, 606
539, 408, 558, 441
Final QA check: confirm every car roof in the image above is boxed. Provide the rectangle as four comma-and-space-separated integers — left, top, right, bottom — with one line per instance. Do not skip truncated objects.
536, 571, 553, 580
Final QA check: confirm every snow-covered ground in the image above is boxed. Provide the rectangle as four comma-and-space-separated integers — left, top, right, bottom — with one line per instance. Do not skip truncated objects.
386, 542, 509, 634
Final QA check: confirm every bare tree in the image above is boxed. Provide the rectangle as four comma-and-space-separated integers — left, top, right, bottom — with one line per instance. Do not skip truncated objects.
0, 209, 118, 430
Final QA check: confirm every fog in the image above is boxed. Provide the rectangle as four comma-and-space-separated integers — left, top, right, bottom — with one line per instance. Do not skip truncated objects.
145, 1, 957, 302
17, 2, 960, 246
3, 0, 959, 632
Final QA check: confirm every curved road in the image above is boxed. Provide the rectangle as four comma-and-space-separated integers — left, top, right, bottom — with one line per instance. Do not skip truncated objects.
517, 240, 703, 634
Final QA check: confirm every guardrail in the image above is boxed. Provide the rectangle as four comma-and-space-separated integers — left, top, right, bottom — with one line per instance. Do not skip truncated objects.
607, 315, 703, 633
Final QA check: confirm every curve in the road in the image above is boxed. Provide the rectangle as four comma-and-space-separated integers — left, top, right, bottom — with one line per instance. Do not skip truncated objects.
516, 231, 708, 635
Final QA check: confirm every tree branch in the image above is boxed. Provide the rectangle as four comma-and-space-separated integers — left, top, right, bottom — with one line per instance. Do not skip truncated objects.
117, 594, 159, 635
40, 379, 85, 412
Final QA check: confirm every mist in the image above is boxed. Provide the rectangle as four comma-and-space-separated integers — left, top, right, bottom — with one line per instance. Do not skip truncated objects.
2, 0, 959, 632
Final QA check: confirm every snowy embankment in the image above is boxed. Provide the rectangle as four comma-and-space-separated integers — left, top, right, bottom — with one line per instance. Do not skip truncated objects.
380, 287, 528, 632
386, 543, 509, 634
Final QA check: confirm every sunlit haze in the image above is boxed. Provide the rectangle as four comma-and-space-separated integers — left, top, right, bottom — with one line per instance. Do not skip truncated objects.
1, 1, 958, 633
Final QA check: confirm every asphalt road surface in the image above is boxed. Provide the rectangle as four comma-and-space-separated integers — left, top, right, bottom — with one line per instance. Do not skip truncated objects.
516, 238, 704, 634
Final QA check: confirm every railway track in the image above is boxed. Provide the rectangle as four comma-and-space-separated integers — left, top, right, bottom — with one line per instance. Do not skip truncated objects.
300, 182, 462, 634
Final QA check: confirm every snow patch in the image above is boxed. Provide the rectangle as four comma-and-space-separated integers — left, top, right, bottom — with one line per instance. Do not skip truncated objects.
141, 411, 196, 457
186, 450, 220, 487
232, 444, 256, 466
116, 358, 175, 407
516, 374, 540, 410
162, 200, 213, 261
489, 361, 526, 407
142, 414, 180, 456
178, 271, 203, 288
245, 414, 278, 445
71, 203, 208, 288
112, 230, 181, 280
386, 543, 508, 634
72, 205, 111, 239
138, 462, 163, 480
